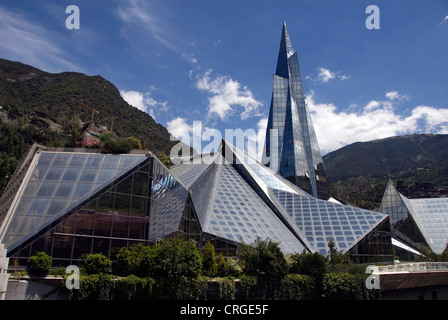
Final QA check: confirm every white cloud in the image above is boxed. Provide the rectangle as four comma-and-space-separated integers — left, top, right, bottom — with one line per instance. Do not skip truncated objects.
308, 67, 350, 83
195, 69, 263, 121
317, 68, 336, 83
385, 90, 408, 101
116, 0, 176, 50
440, 15, 448, 26
166, 117, 193, 143
306, 91, 448, 154
181, 52, 197, 64
120, 89, 169, 120
0, 5, 81, 73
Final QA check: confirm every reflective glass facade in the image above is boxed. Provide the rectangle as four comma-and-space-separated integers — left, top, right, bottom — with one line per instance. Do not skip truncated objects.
0, 149, 199, 267
0, 141, 392, 266
380, 180, 448, 254
263, 22, 330, 200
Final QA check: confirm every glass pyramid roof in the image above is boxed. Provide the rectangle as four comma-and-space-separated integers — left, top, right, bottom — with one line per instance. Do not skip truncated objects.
381, 180, 448, 254
0, 151, 147, 251
201, 157, 306, 253
408, 197, 448, 254
272, 188, 387, 255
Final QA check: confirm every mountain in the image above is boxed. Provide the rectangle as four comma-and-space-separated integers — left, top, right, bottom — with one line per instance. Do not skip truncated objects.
323, 134, 448, 209
0, 58, 177, 154
323, 134, 448, 182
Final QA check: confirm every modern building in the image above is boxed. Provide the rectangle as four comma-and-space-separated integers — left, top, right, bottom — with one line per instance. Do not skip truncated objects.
0, 22, 394, 267
0, 140, 392, 267
380, 179, 448, 258
263, 22, 330, 200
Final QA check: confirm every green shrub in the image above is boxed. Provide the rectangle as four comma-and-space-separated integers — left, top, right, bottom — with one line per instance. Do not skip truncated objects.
100, 137, 133, 154
27, 252, 52, 276
202, 242, 218, 277
83, 253, 112, 274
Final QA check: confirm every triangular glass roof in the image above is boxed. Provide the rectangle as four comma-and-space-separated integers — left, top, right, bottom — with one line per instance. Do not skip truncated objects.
225, 139, 388, 255
380, 180, 448, 254
271, 188, 388, 255
0, 151, 147, 251
408, 197, 448, 254
201, 155, 306, 254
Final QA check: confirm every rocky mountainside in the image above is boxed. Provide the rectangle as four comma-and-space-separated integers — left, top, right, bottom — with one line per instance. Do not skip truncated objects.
0, 58, 176, 153
323, 134, 448, 182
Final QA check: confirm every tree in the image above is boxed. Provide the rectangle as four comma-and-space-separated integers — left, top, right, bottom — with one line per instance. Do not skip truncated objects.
239, 238, 288, 298
127, 136, 143, 150
289, 250, 327, 291
153, 238, 202, 278
158, 151, 170, 168
83, 253, 112, 274
202, 242, 218, 277
59, 115, 83, 147
327, 240, 348, 267
216, 253, 230, 277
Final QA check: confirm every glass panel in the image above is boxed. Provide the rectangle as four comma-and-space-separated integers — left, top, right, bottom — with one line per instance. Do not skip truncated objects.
96, 169, 117, 184
54, 183, 75, 198
86, 154, 104, 168
62, 168, 81, 182
79, 169, 98, 183
94, 213, 112, 237
52, 153, 72, 166
74, 211, 94, 236
44, 167, 64, 181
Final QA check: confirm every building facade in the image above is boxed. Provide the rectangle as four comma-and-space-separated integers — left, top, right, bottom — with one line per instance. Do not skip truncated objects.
0, 23, 396, 267
0, 141, 392, 267
380, 180, 448, 257
263, 22, 330, 200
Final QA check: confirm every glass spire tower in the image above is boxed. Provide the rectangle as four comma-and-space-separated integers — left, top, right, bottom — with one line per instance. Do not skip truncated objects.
263, 22, 330, 200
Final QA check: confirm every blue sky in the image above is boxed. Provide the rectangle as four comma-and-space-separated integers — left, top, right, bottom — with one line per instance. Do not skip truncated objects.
1, 0, 448, 157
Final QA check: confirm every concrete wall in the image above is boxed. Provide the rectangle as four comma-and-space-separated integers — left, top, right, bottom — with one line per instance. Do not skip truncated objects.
5, 278, 68, 300
382, 285, 448, 300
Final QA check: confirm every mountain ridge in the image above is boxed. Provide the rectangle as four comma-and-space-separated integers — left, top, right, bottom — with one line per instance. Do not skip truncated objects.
323, 133, 448, 182
0, 58, 176, 154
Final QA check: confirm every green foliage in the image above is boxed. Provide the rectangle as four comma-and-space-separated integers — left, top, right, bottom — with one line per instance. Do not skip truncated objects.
83, 253, 112, 274
240, 238, 288, 280
155, 238, 202, 278
100, 136, 133, 154
216, 277, 236, 300
57, 238, 381, 300
126, 136, 143, 150
321, 273, 379, 300
59, 115, 83, 147
114, 243, 146, 276
68, 273, 115, 300
27, 252, 52, 276
327, 240, 349, 267
216, 253, 229, 277
158, 151, 170, 168
115, 275, 155, 300
202, 242, 218, 277
239, 238, 288, 299
289, 250, 328, 290
277, 274, 314, 300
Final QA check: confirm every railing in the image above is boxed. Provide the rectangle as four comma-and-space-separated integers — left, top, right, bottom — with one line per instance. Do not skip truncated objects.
374, 262, 448, 274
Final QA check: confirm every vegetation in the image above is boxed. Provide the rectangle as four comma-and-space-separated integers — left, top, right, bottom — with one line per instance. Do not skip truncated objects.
0, 58, 187, 195
21, 238, 383, 300
26, 252, 52, 276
